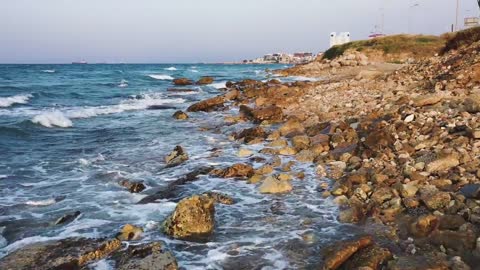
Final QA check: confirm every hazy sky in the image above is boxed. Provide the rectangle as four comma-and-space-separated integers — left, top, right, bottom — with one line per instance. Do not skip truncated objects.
1, 0, 479, 63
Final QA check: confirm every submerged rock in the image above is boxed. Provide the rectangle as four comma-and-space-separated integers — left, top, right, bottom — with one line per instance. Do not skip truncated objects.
173, 78, 193, 86
203, 191, 235, 205
162, 195, 215, 240
258, 175, 293, 194
54, 211, 81, 225
0, 238, 121, 270
196, 76, 214, 85
116, 224, 143, 241
343, 244, 392, 270
119, 179, 146, 193
165, 146, 189, 168
172, 110, 189, 120
187, 96, 225, 112
113, 242, 178, 270
322, 235, 373, 270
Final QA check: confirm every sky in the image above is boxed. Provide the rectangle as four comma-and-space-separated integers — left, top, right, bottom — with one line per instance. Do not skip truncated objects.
1, 0, 479, 63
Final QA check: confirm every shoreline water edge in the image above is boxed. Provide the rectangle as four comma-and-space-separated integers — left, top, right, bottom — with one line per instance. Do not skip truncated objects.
2, 32, 480, 269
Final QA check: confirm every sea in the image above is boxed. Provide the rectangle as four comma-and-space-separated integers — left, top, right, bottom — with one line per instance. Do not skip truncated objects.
0, 64, 359, 269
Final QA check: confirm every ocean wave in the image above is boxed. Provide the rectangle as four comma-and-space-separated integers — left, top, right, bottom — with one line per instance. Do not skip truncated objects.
208, 81, 227, 89
164, 67, 177, 71
148, 74, 174, 80
0, 94, 32, 108
30, 94, 185, 128
189, 69, 199, 73
41, 70, 55, 73
31, 111, 73, 128
118, 79, 128, 88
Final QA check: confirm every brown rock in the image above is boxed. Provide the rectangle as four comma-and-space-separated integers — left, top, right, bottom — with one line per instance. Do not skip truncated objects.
196, 77, 214, 85
426, 155, 459, 173
258, 175, 293, 194
292, 135, 311, 150
172, 110, 189, 120
251, 105, 284, 123
173, 78, 193, 86
429, 229, 476, 251
162, 195, 215, 240
213, 163, 255, 179
113, 242, 178, 270
343, 245, 392, 270
119, 179, 146, 193
413, 94, 443, 107
235, 127, 267, 143
165, 146, 189, 168
464, 95, 480, 113
187, 96, 225, 112
116, 224, 143, 241
422, 191, 451, 210
203, 191, 234, 205
322, 236, 373, 270
409, 215, 438, 237
387, 255, 449, 270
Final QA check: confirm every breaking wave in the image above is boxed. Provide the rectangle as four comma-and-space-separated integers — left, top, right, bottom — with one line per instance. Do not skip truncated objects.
31, 111, 73, 128
41, 70, 55, 73
0, 94, 32, 108
164, 67, 177, 71
148, 74, 173, 80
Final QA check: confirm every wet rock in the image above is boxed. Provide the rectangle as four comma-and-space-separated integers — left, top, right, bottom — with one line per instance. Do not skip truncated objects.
339, 206, 364, 224
0, 238, 122, 269
409, 214, 439, 237
387, 255, 449, 270
113, 242, 178, 270
235, 126, 267, 143
165, 146, 189, 168
429, 229, 476, 251
147, 105, 177, 110
187, 96, 225, 112
279, 146, 297, 156
255, 164, 274, 175
202, 191, 234, 205
250, 105, 284, 123
292, 135, 311, 150
258, 175, 293, 194
296, 149, 316, 162
426, 154, 459, 173
173, 78, 193, 86
322, 235, 373, 270
212, 163, 255, 179
459, 184, 480, 199
119, 179, 146, 193
422, 191, 451, 210
172, 110, 189, 120
54, 211, 81, 225
116, 224, 143, 241
162, 195, 215, 240
248, 174, 263, 184
196, 76, 214, 85
343, 244, 392, 270
238, 148, 253, 157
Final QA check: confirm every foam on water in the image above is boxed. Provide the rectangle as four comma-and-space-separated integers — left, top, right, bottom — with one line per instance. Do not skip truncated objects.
148, 74, 174, 80
31, 111, 73, 128
209, 81, 227, 89
25, 198, 58, 206
0, 94, 32, 108
41, 70, 55, 73
189, 69, 199, 73
164, 67, 177, 71
118, 79, 128, 88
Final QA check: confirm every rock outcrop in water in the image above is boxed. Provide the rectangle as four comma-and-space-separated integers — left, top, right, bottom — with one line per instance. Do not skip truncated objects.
172, 110, 189, 120
187, 96, 225, 112
162, 194, 215, 240
196, 76, 214, 85
173, 78, 193, 86
165, 145, 189, 168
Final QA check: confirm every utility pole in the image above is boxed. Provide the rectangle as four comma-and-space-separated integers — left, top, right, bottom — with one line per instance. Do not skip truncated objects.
455, 0, 460, 31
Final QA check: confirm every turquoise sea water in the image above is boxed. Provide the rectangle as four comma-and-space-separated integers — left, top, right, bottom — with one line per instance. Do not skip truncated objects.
0, 64, 357, 269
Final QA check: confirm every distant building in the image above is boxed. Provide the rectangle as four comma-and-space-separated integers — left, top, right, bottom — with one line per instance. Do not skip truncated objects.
465, 17, 480, 28
330, 32, 351, 48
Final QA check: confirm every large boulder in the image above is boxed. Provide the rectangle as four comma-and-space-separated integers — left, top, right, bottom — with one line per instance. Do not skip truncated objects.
343, 244, 392, 270
173, 78, 193, 86
322, 236, 373, 270
211, 163, 255, 179
258, 175, 293, 194
165, 146, 189, 168
172, 110, 189, 120
113, 242, 178, 270
426, 154, 459, 173
235, 127, 267, 143
251, 106, 284, 123
196, 77, 214, 85
0, 238, 122, 270
162, 195, 215, 240
187, 96, 225, 112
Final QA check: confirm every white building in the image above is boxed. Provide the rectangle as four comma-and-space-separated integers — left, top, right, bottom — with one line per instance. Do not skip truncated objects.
330, 32, 351, 48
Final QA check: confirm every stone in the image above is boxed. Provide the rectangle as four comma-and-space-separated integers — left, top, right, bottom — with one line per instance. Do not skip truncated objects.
0, 238, 122, 270
279, 119, 305, 136
296, 149, 316, 162
292, 135, 311, 150
162, 195, 215, 240
413, 94, 443, 107
255, 165, 274, 175
196, 76, 214, 85
213, 163, 255, 179
464, 95, 480, 113
258, 176, 293, 194
459, 184, 480, 199
343, 245, 392, 270
187, 96, 225, 112
202, 191, 234, 205
236, 127, 267, 143
248, 174, 263, 184
279, 147, 297, 156
322, 236, 373, 270
172, 110, 189, 120
409, 215, 438, 237
387, 255, 449, 270
173, 78, 193, 86
426, 155, 459, 173
250, 106, 284, 123
54, 211, 81, 225
371, 187, 394, 205
119, 179, 146, 193
429, 230, 476, 251
422, 191, 451, 210
116, 224, 143, 241
399, 183, 418, 198
113, 242, 178, 270
238, 148, 253, 157
165, 146, 189, 168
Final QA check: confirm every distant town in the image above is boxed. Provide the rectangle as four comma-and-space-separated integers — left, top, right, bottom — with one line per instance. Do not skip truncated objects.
240, 52, 317, 65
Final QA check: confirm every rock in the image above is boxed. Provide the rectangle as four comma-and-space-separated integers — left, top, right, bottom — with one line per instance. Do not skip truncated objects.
343, 245, 392, 270
224, 89, 239, 100
422, 191, 451, 210
371, 187, 394, 205
429, 230, 476, 251
364, 130, 393, 152
113, 242, 178, 270
238, 148, 253, 157
292, 135, 311, 150
235, 127, 267, 143
162, 195, 215, 240
339, 206, 364, 224
202, 191, 234, 205
296, 149, 316, 162
165, 146, 189, 168
119, 179, 146, 193
54, 211, 81, 225
322, 236, 373, 270
409, 215, 439, 237
258, 176, 293, 194
387, 255, 449, 270
413, 94, 443, 107
255, 165, 274, 175
279, 119, 305, 136
279, 147, 297, 156
251, 106, 284, 123
459, 184, 480, 199
0, 238, 122, 269
187, 96, 225, 112
248, 174, 263, 184
404, 114, 415, 123
212, 163, 255, 179
173, 78, 193, 86
439, 215, 466, 230
196, 77, 214, 85
399, 183, 418, 198
116, 224, 143, 241
464, 95, 480, 113
172, 110, 189, 120
147, 105, 177, 110
426, 154, 459, 173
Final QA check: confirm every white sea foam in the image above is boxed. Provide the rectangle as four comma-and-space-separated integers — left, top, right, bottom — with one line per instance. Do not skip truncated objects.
31, 111, 73, 128
25, 198, 57, 206
118, 79, 128, 88
0, 94, 32, 108
190, 69, 199, 73
0, 175, 7, 179
148, 74, 174, 80
209, 81, 227, 89
90, 259, 114, 270
41, 69, 55, 73
164, 67, 177, 71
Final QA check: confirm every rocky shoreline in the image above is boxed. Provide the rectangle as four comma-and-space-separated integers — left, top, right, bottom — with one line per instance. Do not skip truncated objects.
2, 32, 480, 269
